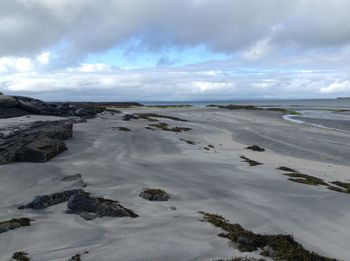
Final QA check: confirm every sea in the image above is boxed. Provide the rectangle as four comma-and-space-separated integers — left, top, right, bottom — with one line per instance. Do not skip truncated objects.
142, 99, 350, 132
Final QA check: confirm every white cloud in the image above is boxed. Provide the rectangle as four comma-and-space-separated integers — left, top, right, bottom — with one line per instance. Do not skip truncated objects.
0, 57, 32, 73
37, 52, 50, 64
78, 63, 110, 73
320, 81, 350, 94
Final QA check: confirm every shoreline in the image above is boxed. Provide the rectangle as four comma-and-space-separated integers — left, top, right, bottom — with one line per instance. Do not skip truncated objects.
0, 107, 349, 260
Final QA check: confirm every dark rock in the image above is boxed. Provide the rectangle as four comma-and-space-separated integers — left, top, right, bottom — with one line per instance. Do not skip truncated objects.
245, 145, 265, 152
0, 218, 31, 233
17, 99, 41, 114
139, 188, 169, 201
18, 189, 85, 209
15, 134, 67, 162
0, 95, 18, 107
122, 114, 138, 121
67, 194, 138, 219
0, 95, 100, 119
0, 120, 73, 164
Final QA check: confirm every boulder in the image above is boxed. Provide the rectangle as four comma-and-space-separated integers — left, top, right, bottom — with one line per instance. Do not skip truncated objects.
67, 194, 138, 220
18, 189, 85, 209
0, 95, 18, 107
15, 135, 67, 163
0, 120, 73, 164
17, 99, 41, 114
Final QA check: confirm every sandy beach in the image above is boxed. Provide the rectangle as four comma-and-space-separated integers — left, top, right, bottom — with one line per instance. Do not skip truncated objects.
1, 107, 350, 260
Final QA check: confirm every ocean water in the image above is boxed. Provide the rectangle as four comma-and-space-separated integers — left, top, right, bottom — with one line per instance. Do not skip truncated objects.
142, 98, 350, 110
143, 99, 350, 132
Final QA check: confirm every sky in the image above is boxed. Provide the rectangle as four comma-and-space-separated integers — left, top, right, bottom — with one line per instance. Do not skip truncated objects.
1, 0, 350, 101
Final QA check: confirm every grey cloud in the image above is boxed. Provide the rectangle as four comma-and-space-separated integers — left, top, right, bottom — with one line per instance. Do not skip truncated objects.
1, 0, 350, 63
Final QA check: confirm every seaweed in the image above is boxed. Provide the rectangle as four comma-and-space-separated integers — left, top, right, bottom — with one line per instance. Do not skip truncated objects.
327, 181, 350, 194
240, 156, 263, 167
12, 251, 30, 261
0, 218, 31, 233
139, 188, 169, 201
180, 139, 197, 145
136, 113, 188, 122
112, 127, 131, 131
200, 212, 336, 261
277, 166, 298, 173
283, 172, 328, 186
149, 122, 192, 132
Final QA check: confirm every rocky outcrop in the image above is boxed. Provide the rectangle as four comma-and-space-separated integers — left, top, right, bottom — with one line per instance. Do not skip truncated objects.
0, 218, 31, 233
0, 94, 100, 119
18, 189, 85, 209
0, 120, 73, 164
67, 194, 138, 220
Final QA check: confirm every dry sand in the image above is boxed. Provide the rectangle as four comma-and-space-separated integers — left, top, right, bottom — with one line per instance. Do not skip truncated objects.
0, 107, 349, 260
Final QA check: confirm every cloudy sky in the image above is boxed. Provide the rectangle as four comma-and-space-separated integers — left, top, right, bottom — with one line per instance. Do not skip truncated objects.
1, 0, 350, 101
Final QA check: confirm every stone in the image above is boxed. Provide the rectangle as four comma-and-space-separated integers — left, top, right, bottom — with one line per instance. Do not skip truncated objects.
67, 194, 138, 219
18, 189, 85, 209
0, 120, 73, 164
15, 135, 67, 163
17, 99, 41, 114
0, 95, 18, 108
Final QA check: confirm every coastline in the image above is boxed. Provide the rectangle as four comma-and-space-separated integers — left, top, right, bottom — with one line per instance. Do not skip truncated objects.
0, 106, 349, 260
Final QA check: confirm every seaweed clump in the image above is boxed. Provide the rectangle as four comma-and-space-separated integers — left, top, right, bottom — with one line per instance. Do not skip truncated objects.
149, 122, 191, 132
278, 166, 328, 186
215, 257, 265, 261
283, 172, 328, 186
112, 127, 131, 131
240, 156, 263, 167
327, 181, 350, 194
0, 218, 31, 233
136, 113, 188, 122
200, 212, 336, 261
180, 139, 197, 145
139, 188, 170, 201
279, 166, 350, 195
11, 251, 30, 261
69, 254, 81, 261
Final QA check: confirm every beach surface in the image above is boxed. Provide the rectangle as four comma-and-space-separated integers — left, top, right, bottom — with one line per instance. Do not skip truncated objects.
1, 107, 349, 260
